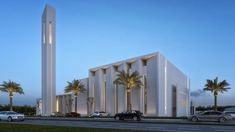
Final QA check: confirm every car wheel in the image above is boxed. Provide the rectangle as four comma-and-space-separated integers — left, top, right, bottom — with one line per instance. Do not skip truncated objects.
219, 117, 226, 123
115, 116, 120, 120
8, 117, 12, 122
191, 116, 198, 122
133, 116, 138, 121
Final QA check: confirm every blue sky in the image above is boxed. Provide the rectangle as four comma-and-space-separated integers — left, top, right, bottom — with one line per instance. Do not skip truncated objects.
0, 0, 234, 106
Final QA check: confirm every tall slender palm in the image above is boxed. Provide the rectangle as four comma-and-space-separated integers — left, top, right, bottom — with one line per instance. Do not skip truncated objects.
203, 77, 230, 111
0, 80, 24, 111
114, 70, 142, 111
64, 79, 86, 113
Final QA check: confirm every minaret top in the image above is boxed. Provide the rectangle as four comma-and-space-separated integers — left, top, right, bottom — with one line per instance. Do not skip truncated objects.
42, 4, 56, 18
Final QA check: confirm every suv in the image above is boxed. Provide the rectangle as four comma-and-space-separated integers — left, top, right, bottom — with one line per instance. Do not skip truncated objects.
188, 110, 232, 123
114, 110, 143, 121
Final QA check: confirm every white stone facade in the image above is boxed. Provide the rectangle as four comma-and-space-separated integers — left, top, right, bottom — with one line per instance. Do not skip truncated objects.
37, 52, 190, 117
55, 78, 88, 116
88, 52, 190, 117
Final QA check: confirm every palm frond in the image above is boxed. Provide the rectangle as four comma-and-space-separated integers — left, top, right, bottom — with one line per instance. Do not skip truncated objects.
203, 77, 230, 95
64, 79, 86, 96
0, 80, 24, 95
114, 70, 143, 90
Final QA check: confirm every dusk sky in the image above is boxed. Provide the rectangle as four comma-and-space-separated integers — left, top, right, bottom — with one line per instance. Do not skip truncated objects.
0, 0, 234, 106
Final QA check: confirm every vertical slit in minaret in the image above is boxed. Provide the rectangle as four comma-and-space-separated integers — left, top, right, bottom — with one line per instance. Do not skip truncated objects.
49, 21, 52, 45
43, 23, 46, 44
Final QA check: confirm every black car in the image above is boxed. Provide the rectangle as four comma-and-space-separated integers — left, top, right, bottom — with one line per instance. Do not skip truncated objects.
114, 110, 143, 121
65, 112, 81, 117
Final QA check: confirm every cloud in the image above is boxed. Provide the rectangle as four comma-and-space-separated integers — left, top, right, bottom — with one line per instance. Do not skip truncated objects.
190, 89, 206, 97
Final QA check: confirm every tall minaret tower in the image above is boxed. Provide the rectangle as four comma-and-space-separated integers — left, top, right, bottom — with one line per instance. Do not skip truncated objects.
42, 5, 56, 116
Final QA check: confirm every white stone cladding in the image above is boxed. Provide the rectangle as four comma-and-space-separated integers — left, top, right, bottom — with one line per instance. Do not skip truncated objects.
41, 5, 56, 116
37, 52, 190, 117
88, 52, 190, 117
53, 78, 88, 116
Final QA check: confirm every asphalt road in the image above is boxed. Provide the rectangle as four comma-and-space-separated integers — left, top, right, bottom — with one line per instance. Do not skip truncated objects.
3, 119, 235, 132
24, 117, 235, 125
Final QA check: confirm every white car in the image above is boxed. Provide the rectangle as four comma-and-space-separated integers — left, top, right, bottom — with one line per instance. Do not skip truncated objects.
0, 111, 25, 122
89, 111, 110, 117
224, 111, 235, 118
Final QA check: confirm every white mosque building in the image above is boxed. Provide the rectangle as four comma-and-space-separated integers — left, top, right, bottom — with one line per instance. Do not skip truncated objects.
37, 5, 190, 117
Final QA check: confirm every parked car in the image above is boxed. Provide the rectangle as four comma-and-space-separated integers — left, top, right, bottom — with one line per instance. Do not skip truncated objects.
65, 112, 81, 117
0, 111, 25, 122
188, 110, 232, 123
51, 112, 65, 117
114, 110, 143, 121
89, 111, 110, 117
224, 111, 235, 118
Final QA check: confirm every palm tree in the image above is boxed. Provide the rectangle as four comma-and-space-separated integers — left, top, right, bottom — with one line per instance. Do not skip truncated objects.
64, 79, 86, 113
203, 77, 230, 111
114, 70, 142, 111
0, 80, 24, 111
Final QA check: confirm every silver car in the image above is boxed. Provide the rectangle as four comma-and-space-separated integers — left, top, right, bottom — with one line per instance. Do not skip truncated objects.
89, 111, 110, 117
224, 111, 235, 118
188, 111, 232, 123
0, 111, 25, 122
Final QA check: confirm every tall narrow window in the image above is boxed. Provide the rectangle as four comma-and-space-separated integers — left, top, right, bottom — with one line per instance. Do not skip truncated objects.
49, 21, 52, 45
56, 96, 59, 112
144, 75, 147, 114
172, 85, 177, 117
115, 84, 118, 113
104, 81, 106, 112
43, 23, 46, 44
93, 84, 96, 110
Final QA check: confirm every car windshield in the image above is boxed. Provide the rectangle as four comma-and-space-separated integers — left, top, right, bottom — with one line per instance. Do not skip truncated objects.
7, 112, 17, 114
197, 111, 205, 115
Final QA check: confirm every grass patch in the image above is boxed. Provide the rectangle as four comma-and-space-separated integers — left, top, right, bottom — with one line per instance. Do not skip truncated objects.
0, 123, 143, 132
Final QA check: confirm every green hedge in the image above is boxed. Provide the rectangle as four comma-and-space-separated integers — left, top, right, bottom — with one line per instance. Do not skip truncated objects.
0, 105, 36, 116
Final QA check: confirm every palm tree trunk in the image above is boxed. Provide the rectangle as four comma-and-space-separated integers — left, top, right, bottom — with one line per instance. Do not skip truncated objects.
127, 90, 131, 111
214, 95, 217, 111
9, 96, 13, 111
75, 96, 77, 113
